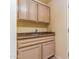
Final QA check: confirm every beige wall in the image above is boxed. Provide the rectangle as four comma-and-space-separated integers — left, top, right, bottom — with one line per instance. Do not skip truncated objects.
47, 1, 55, 32
48, 0, 68, 59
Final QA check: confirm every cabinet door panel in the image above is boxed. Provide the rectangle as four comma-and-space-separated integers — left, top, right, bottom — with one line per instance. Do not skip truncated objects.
38, 4, 50, 23
18, 0, 29, 20
29, 0, 37, 21
18, 44, 41, 59
43, 41, 54, 59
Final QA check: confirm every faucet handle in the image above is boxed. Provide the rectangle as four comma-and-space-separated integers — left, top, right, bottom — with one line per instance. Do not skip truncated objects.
35, 29, 38, 33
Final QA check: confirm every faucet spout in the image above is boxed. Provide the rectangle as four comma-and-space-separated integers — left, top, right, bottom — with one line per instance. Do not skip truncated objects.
35, 29, 38, 33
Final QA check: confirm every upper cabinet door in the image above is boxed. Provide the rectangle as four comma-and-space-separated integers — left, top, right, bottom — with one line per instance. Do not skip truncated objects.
29, 0, 37, 21
38, 4, 50, 23
18, 0, 29, 20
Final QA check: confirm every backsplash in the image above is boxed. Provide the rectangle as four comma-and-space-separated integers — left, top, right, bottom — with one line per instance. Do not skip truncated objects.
17, 20, 49, 33
17, 20, 48, 27
17, 27, 48, 33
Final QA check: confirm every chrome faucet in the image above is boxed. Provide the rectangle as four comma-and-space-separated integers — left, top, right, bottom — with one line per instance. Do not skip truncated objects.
35, 29, 38, 33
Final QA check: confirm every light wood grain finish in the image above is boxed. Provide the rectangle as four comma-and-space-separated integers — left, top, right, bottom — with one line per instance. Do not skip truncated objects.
34, 0, 49, 7
38, 3, 50, 23
17, 36, 55, 59
17, 0, 50, 23
18, 0, 29, 20
43, 41, 55, 59
18, 44, 41, 59
18, 36, 54, 48
29, 0, 37, 21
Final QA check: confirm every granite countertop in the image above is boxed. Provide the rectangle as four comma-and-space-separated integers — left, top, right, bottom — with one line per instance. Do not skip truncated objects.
17, 32, 55, 39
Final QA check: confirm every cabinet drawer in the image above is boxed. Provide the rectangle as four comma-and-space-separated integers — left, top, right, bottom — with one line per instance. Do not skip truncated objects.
18, 36, 54, 48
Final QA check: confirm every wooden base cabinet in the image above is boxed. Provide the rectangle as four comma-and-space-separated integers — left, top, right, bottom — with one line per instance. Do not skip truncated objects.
17, 36, 55, 59
18, 44, 41, 59
42, 41, 55, 59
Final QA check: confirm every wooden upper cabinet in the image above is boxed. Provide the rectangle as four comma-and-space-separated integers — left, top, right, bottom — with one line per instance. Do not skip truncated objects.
18, 0, 50, 23
18, 0, 29, 20
38, 4, 50, 23
29, 0, 37, 21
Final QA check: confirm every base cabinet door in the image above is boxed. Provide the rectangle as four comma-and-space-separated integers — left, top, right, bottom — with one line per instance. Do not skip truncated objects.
18, 44, 41, 59
43, 41, 55, 59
